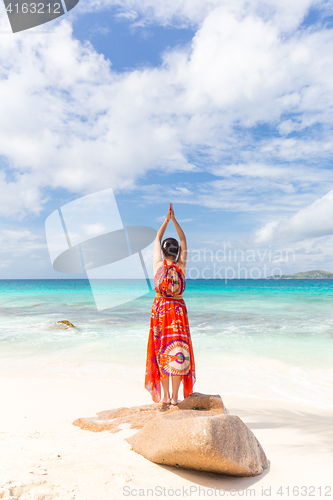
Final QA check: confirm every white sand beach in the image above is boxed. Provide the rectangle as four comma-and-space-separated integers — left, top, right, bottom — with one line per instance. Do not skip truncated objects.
0, 378, 332, 500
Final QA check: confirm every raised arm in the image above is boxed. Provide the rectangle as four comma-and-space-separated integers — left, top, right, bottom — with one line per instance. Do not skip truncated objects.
170, 206, 187, 270
153, 204, 172, 276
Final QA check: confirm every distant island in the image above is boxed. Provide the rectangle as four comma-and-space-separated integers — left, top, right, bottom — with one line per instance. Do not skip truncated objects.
268, 270, 333, 279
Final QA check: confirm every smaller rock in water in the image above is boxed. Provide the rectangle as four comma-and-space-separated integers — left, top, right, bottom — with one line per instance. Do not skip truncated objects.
54, 320, 75, 328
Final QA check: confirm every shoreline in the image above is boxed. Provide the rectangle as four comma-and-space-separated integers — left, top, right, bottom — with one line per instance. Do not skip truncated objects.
1, 378, 332, 499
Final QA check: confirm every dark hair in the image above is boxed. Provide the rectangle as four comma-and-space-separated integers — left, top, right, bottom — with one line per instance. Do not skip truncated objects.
161, 237, 179, 259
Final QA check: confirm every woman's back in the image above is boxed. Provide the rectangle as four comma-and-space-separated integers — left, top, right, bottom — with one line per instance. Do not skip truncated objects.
146, 257, 195, 403
146, 203, 195, 405
154, 259, 186, 297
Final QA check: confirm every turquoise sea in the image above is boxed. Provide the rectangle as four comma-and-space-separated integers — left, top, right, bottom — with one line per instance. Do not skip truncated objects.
0, 279, 332, 409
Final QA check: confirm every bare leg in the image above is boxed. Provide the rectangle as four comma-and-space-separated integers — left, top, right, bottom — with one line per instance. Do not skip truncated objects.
161, 376, 171, 404
171, 376, 182, 405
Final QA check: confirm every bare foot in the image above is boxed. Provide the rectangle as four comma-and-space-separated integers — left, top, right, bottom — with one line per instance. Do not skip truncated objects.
171, 397, 180, 405
161, 396, 171, 404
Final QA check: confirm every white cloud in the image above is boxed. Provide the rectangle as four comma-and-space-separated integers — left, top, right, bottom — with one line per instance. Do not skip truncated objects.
139, 161, 333, 215
255, 189, 333, 243
0, 228, 46, 252
1, 1, 333, 221
78, 0, 316, 32
82, 222, 107, 235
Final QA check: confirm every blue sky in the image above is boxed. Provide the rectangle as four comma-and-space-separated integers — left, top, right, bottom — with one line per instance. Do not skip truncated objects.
1, 0, 333, 278
72, 10, 195, 72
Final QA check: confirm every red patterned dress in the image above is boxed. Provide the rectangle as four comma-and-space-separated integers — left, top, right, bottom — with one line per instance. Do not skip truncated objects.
145, 259, 196, 403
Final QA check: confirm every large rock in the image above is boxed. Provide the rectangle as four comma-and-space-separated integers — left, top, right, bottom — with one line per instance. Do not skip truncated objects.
127, 410, 269, 477
73, 404, 174, 433
72, 392, 228, 433
176, 392, 229, 412
73, 392, 269, 477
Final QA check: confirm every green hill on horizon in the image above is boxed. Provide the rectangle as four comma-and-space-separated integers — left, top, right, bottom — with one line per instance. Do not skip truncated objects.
269, 270, 333, 279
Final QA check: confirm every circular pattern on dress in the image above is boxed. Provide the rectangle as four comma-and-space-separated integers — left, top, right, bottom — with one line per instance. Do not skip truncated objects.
159, 340, 191, 376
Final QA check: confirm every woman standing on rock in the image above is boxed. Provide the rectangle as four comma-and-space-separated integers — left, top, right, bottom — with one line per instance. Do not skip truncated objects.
145, 203, 196, 405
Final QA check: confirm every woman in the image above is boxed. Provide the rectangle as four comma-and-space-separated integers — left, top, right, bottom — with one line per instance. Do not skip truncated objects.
145, 203, 196, 405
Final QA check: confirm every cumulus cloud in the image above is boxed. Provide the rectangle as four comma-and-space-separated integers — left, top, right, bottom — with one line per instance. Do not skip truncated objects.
139, 162, 333, 215
255, 189, 333, 243
78, 0, 316, 32
1, 0, 333, 222
82, 223, 107, 235
0, 228, 46, 253
0, 19, 198, 218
